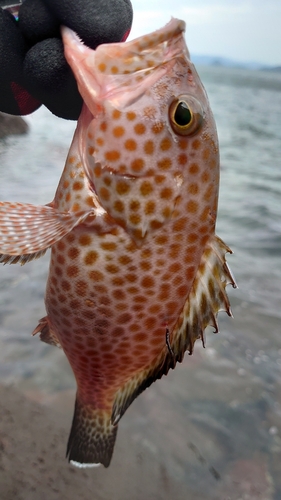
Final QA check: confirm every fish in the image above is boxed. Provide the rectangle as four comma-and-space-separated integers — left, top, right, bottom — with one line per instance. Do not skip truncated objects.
0, 18, 236, 467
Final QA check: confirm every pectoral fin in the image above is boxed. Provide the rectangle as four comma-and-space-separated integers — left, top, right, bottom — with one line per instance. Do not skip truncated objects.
32, 316, 61, 348
0, 201, 89, 265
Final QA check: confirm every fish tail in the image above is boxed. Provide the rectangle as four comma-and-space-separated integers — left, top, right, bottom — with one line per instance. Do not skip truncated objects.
66, 396, 118, 468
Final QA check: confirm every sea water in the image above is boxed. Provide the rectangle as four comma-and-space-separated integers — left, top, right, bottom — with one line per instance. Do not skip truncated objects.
0, 65, 281, 498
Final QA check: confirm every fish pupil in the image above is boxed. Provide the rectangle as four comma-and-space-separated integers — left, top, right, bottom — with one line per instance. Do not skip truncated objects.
174, 101, 192, 127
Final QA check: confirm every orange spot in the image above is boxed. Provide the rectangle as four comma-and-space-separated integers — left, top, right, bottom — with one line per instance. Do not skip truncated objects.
112, 109, 121, 120
150, 219, 162, 230
75, 280, 88, 297
63, 180, 69, 189
89, 270, 104, 281
57, 241, 65, 252
141, 275, 155, 288
100, 242, 117, 251
125, 273, 137, 283
160, 137, 172, 151
200, 207, 210, 222
201, 234, 210, 246
192, 139, 201, 150
125, 139, 137, 151
68, 247, 80, 259
100, 122, 107, 132
114, 200, 125, 212
160, 187, 173, 200
155, 175, 165, 184
73, 181, 83, 190
129, 213, 141, 225
126, 111, 136, 121
188, 183, 199, 195
112, 276, 125, 286
151, 122, 164, 134
144, 200, 155, 215
155, 235, 168, 245
178, 139, 187, 150
111, 65, 119, 74
202, 148, 210, 160
72, 202, 81, 212
106, 264, 119, 274
118, 313, 132, 323
134, 123, 146, 135
158, 158, 172, 170
57, 254, 65, 265
140, 181, 153, 196
186, 200, 199, 214
187, 233, 198, 243
68, 156, 75, 164
65, 192, 71, 202
162, 206, 171, 218
86, 196, 96, 208
66, 265, 79, 278
112, 289, 126, 300
103, 176, 112, 187
140, 260, 151, 271
113, 126, 125, 138
189, 163, 199, 175
144, 140, 154, 155
105, 150, 120, 162
201, 171, 210, 183
96, 137, 104, 146
94, 164, 102, 177
129, 199, 140, 211
175, 284, 187, 297
66, 233, 75, 244
204, 185, 213, 201
178, 153, 188, 166
173, 217, 188, 232
116, 180, 130, 195
98, 62, 107, 72
185, 266, 196, 281
118, 254, 132, 265
99, 186, 111, 201
88, 131, 93, 140
131, 158, 144, 172
79, 234, 92, 246
84, 250, 98, 265
88, 146, 95, 155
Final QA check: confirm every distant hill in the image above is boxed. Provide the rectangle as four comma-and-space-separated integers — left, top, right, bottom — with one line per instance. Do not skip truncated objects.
191, 55, 281, 72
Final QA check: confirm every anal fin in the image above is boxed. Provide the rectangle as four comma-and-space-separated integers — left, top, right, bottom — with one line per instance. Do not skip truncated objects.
32, 316, 61, 348
0, 201, 91, 262
67, 397, 117, 468
112, 234, 236, 425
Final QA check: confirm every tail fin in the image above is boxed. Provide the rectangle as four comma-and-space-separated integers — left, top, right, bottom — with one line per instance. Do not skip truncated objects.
66, 397, 118, 468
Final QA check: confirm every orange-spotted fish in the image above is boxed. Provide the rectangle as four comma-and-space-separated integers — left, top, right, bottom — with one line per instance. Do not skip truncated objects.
0, 18, 236, 467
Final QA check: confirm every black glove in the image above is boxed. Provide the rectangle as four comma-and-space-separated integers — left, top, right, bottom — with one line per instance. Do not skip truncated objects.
0, 0, 133, 119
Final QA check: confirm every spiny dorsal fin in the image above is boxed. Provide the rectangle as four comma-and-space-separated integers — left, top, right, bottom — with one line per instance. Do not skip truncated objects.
112, 234, 236, 425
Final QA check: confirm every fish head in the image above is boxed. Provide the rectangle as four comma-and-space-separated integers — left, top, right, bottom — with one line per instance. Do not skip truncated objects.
62, 19, 219, 240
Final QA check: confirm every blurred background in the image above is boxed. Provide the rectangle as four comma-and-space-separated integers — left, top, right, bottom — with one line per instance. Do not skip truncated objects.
0, 1, 281, 499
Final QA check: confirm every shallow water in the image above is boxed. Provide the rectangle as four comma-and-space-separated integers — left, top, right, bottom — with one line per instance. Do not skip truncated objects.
0, 65, 281, 499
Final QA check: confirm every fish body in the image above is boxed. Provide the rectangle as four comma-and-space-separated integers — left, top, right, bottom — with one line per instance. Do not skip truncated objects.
0, 19, 236, 467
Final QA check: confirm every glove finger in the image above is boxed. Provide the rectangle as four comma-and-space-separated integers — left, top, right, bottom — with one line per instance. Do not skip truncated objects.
23, 38, 82, 120
0, 8, 41, 115
18, 0, 60, 44
44, 0, 133, 48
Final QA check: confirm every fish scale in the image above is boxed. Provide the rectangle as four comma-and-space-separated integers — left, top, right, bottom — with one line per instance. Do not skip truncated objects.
0, 18, 236, 467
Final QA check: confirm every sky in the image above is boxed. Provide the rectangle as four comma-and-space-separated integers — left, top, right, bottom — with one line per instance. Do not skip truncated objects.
129, 0, 281, 67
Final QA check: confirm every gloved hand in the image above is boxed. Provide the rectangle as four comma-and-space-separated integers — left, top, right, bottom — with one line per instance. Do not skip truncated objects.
0, 0, 133, 119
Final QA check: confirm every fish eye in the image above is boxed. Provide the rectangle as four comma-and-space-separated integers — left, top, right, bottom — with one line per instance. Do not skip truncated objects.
169, 95, 204, 136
